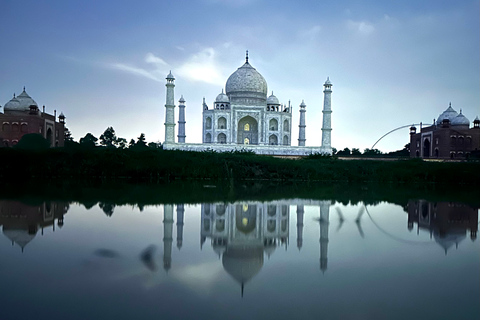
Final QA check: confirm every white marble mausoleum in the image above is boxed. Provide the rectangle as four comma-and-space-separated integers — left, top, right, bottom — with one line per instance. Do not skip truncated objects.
163, 52, 333, 156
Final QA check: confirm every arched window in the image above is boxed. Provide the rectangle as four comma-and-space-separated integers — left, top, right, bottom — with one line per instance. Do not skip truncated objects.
2, 123, 10, 132
217, 133, 226, 144
284, 119, 289, 132
434, 148, 439, 157
206, 117, 212, 129
283, 135, 289, 146
244, 123, 250, 131
267, 205, 276, 216
451, 136, 456, 146
269, 134, 278, 145
216, 219, 225, 232
21, 123, 28, 132
269, 119, 278, 131
205, 133, 212, 143
267, 220, 276, 232
218, 117, 227, 129
244, 137, 250, 144
12, 124, 19, 132
216, 204, 226, 216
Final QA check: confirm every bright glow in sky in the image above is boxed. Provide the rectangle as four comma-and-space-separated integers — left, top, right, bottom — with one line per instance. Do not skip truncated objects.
1, 0, 478, 152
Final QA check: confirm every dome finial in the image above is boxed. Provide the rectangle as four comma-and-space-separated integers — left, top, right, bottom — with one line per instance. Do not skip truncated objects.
449, 102, 451, 108
246, 50, 249, 63
23, 86, 26, 92
13, 93, 15, 98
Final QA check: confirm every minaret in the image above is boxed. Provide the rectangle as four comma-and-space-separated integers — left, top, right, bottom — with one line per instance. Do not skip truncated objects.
163, 204, 174, 272
321, 77, 333, 154
177, 96, 186, 143
319, 201, 331, 274
298, 100, 306, 146
164, 71, 176, 144
296, 205, 304, 250
176, 204, 185, 249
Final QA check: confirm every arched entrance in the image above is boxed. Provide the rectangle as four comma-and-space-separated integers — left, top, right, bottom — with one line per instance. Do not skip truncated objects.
46, 128, 53, 147
423, 138, 430, 158
237, 116, 258, 145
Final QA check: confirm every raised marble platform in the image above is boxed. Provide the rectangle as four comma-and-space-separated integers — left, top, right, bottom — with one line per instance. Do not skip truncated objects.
163, 142, 332, 156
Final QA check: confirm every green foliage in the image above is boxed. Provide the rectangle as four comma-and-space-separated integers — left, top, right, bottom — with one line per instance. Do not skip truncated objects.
351, 148, 361, 155
0, 148, 478, 186
337, 148, 351, 156
79, 133, 98, 148
363, 148, 383, 156
14, 133, 50, 150
99, 127, 118, 148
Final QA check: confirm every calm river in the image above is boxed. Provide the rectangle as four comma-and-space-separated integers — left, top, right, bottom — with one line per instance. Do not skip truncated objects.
1, 184, 478, 320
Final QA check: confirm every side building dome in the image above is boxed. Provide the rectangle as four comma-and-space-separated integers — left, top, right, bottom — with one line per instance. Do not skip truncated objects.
437, 103, 458, 125
3, 95, 21, 112
225, 56, 267, 106
451, 111, 470, 127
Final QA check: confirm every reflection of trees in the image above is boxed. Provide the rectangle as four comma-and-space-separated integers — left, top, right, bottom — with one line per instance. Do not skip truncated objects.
99, 202, 115, 217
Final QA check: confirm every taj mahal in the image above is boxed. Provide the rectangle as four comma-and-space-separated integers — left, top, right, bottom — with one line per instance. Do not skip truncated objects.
163, 52, 333, 155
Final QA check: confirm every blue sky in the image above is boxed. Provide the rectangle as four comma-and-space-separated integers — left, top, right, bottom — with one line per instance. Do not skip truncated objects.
1, 0, 478, 151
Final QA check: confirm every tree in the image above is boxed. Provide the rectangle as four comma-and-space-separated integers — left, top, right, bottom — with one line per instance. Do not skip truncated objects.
351, 148, 361, 155
331, 147, 337, 155
14, 133, 50, 150
99, 127, 117, 148
79, 133, 98, 148
363, 148, 383, 156
117, 137, 128, 149
64, 127, 74, 142
136, 133, 147, 148
128, 139, 136, 149
336, 148, 351, 156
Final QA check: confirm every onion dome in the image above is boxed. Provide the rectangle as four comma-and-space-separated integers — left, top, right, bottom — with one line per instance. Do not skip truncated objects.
324, 77, 332, 86
451, 110, 470, 127
222, 246, 264, 285
267, 92, 280, 105
225, 54, 267, 105
166, 70, 175, 80
179, 95, 185, 104
474, 116, 480, 124
300, 100, 306, 108
3, 94, 21, 111
16, 87, 38, 111
215, 89, 230, 103
437, 103, 458, 125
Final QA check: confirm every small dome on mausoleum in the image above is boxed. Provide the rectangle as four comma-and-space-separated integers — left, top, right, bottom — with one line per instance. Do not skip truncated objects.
215, 89, 229, 103
267, 92, 280, 105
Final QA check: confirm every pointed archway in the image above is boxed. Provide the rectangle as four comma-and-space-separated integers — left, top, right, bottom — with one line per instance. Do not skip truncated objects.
237, 116, 258, 145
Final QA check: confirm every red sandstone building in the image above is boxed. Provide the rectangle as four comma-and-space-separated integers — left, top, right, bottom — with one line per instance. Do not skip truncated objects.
410, 104, 480, 159
0, 88, 66, 147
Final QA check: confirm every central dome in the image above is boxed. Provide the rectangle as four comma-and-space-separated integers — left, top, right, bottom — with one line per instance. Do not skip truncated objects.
225, 60, 267, 106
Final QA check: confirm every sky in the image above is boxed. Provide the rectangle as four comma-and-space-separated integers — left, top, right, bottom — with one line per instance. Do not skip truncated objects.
0, 0, 478, 152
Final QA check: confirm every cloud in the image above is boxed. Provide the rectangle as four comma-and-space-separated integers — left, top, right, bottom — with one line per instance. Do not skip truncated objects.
107, 52, 170, 82
347, 20, 375, 35
176, 48, 225, 86
145, 52, 168, 66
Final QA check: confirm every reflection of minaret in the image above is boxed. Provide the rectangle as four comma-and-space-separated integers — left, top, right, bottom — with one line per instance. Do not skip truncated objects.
296, 205, 304, 250
319, 201, 331, 274
176, 204, 185, 249
163, 204, 174, 272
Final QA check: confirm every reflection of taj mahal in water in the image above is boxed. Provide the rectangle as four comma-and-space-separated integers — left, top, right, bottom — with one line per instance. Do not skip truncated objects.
160, 201, 333, 293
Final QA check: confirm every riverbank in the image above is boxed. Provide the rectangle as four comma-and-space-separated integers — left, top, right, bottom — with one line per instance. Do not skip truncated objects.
0, 147, 479, 184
